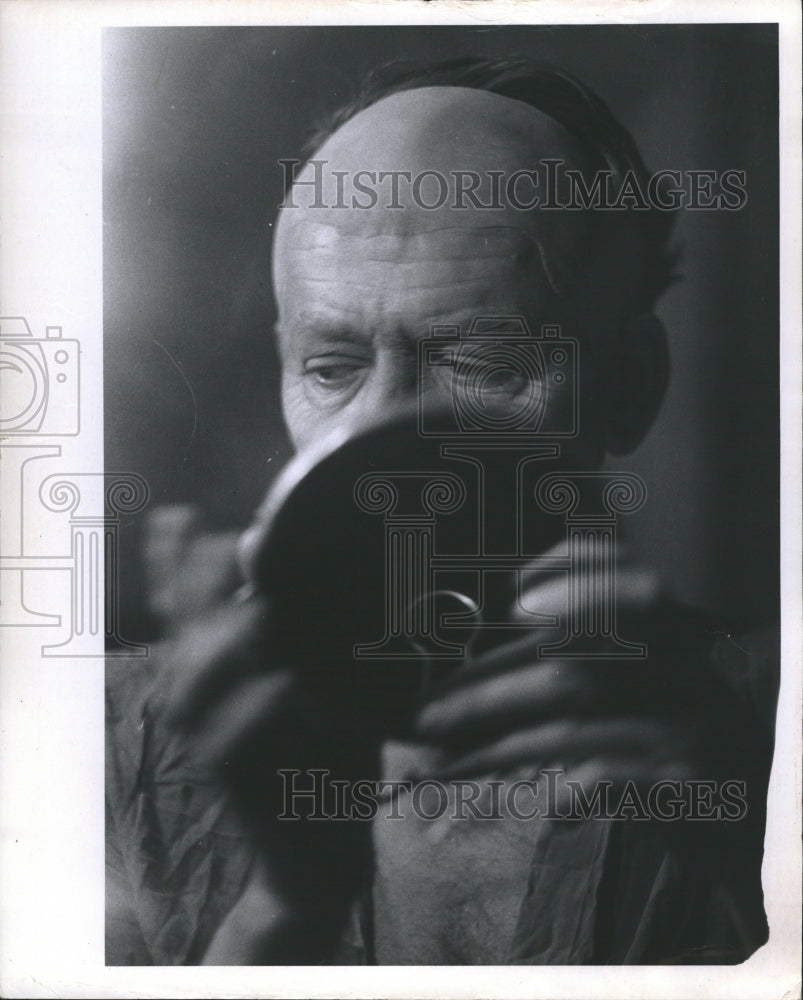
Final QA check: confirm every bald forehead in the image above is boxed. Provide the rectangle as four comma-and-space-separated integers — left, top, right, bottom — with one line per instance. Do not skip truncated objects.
317, 86, 590, 173
276, 85, 595, 220
274, 86, 600, 293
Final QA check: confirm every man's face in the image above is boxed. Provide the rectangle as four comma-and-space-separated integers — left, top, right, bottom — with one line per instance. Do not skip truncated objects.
273, 87, 636, 456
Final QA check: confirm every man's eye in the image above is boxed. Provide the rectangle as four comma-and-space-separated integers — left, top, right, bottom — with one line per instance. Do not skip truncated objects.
304, 359, 364, 392
479, 370, 531, 396
453, 366, 534, 399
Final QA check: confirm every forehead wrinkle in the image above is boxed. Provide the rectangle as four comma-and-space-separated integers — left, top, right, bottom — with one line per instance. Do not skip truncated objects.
284, 221, 536, 252
283, 224, 569, 297
299, 275, 506, 297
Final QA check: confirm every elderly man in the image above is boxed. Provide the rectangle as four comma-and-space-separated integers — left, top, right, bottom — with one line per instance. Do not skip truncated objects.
105, 57, 777, 966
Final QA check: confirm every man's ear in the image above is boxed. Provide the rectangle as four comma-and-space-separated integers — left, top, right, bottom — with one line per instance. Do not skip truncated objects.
603, 312, 669, 456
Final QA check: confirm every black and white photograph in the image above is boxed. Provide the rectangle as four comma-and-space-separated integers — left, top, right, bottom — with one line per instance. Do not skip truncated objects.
0, 2, 800, 997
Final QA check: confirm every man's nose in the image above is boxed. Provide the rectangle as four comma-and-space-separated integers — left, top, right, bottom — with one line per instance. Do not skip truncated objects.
376, 359, 452, 415
362, 356, 418, 412
344, 355, 452, 438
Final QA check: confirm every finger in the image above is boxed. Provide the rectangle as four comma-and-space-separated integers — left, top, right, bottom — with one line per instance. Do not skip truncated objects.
511, 575, 570, 625
414, 659, 596, 743
183, 668, 298, 765
514, 538, 571, 590
160, 594, 273, 725
427, 628, 576, 698
512, 565, 663, 625
178, 531, 244, 608
142, 504, 203, 570
554, 752, 701, 811
426, 716, 686, 780
513, 539, 642, 594
417, 630, 663, 741
143, 505, 204, 621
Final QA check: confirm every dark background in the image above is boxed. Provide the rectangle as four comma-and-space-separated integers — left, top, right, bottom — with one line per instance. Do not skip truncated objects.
103, 24, 779, 641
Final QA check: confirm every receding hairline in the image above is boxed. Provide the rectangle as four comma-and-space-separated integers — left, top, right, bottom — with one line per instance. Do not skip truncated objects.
309, 84, 592, 161
292, 57, 679, 311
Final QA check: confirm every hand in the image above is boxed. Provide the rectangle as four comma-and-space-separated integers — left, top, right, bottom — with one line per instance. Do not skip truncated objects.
142, 508, 378, 962
412, 552, 755, 811
157, 588, 381, 962
142, 505, 242, 631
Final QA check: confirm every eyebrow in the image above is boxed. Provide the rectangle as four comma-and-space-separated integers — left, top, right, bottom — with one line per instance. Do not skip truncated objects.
274, 321, 374, 348
418, 304, 541, 333
274, 298, 555, 353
